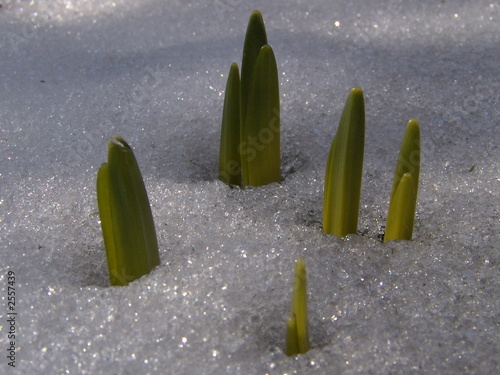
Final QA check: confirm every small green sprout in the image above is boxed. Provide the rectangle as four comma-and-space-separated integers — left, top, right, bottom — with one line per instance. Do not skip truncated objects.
219, 10, 280, 187
97, 135, 160, 286
384, 119, 420, 242
219, 62, 242, 186
286, 258, 310, 356
323, 87, 365, 237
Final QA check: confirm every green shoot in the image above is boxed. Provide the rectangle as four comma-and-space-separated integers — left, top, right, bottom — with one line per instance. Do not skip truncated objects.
219, 10, 280, 187
241, 9, 268, 125
286, 315, 300, 356
97, 135, 160, 286
323, 87, 365, 237
286, 258, 310, 356
384, 119, 420, 242
241, 44, 280, 186
384, 173, 416, 241
219, 62, 242, 186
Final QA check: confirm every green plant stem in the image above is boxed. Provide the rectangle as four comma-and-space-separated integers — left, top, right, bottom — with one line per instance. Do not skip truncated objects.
323, 87, 365, 236
286, 257, 310, 356
384, 119, 420, 242
385, 173, 416, 241
241, 44, 280, 186
219, 62, 242, 186
286, 315, 299, 356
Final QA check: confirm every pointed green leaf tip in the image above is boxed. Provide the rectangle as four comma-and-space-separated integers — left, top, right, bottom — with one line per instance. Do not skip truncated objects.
219, 62, 242, 186
286, 257, 310, 356
241, 44, 280, 186
241, 10, 267, 125
323, 87, 365, 237
385, 119, 420, 242
97, 135, 160, 286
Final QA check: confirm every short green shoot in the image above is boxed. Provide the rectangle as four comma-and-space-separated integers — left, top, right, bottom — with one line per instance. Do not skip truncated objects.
219, 62, 242, 186
323, 87, 365, 237
219, 10, 280, 187
384, 119, 420, 242
286, 258, 310, 356
97, 135, 160, 286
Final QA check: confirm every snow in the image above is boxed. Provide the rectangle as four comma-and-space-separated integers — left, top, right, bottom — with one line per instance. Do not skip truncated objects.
0, 0, 499, 374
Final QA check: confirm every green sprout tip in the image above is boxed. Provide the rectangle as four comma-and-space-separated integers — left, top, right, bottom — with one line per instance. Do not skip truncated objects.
323, 87, 365, 237
97, 135, 160, 286
286, 257, 310, 356
241, 9, 268, 125
384, 119, 420, 242
219, 62, 242, 186
241, 44, 280, 186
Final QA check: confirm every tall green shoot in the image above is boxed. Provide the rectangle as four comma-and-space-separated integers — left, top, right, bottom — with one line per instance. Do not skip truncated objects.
323, 87, 365, 237
241, 44, 280, 186
241, 10, 268, 126
219, 10, 280, 187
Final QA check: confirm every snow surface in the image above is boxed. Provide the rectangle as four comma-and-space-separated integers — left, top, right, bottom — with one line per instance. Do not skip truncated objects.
0, 0, 499, 374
